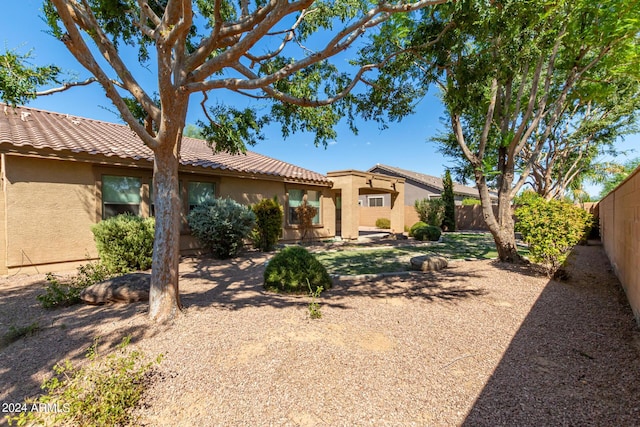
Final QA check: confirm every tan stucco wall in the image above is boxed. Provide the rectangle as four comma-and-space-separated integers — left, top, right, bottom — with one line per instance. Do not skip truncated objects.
4, 156, 98, 273
0, 157, 7, 275
360, 206, 391, 227
599, 167, 640, 325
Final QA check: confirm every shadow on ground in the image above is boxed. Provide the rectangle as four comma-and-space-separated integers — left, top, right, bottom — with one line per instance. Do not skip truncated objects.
0, 274, 161, 405
462, 243, 640, 426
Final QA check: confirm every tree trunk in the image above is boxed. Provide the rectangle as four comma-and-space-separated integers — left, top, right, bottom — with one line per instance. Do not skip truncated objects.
475, 169, 524, 264
148, 135, 183, 322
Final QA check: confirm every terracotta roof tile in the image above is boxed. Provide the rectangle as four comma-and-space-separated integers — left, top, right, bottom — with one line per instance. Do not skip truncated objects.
369, 163, 492, 199
0, 104, 329, 185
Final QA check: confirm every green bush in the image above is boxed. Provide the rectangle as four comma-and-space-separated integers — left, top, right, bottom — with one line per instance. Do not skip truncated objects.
461, 198, 481, 206
38, 262, 113, 309
188, 198, 256, 259
414, 198, 445, 227
264, 246, 332, 294
8, 337, 161, 427
515, 196, 593, 275
409, 221, 428, 237
251, 197, 283, 252
92, 215, 155, 273
375, 218, 391, 229
413, 225, 442, 241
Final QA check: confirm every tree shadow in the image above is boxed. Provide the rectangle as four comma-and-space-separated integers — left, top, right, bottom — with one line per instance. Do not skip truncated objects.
0, 274, 160, 406
180, 252, 488, 313
462, 244, 640, 426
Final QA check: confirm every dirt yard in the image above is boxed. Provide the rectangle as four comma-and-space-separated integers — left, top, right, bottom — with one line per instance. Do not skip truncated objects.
1, 242, 639, 426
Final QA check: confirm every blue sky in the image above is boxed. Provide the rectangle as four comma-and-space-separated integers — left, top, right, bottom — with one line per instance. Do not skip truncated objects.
2, 0, 636, 197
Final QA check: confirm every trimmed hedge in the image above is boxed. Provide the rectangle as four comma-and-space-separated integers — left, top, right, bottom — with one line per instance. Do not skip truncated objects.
91, 215, 155, 273
264, 246, 332, 294
413, 225, 441, 241
375, 218, 391, 229
251, 197, 283, 252
409, 221, 428, 237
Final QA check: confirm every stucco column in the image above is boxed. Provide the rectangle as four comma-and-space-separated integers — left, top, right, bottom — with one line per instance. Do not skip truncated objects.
390, 182, 404, 234
341, 179, 360, 240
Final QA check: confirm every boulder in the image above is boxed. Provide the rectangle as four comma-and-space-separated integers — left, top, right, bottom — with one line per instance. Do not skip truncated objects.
410, 255, 448, 272
80, 272, 150, 304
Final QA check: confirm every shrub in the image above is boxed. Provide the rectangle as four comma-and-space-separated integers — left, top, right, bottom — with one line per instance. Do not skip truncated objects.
413, 225, 442, 241
38, 261, 113, 309
295, 200, 318, 242
188, 198, 256, 259
414, 198, 445, 227
409, 221, 428, 237
461, 198, 481, 206
375, 218, 391, 229
442, 170, 456, 231
8, 337, 161, 427
264, 246, 332, 294
515, 197, 593, 275
92, 215, 155, 273
251, 197, 283, 252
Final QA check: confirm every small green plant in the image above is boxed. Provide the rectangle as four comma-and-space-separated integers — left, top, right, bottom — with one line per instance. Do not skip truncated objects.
264, 246, 332, 293
515, 195, 593, 275
188, 198, 257, 259
461, 198, 481, 205
413, 225, 442, 241
8, 336, 162, 427
1, 322, 40, 349
307, 280, 323, 319
251, 197, 283, 252
92, 214, 155, 273
375, 218, 391, 229
414, 198, 445, 227
409, 221, 428, 237
38, 261, 113, 309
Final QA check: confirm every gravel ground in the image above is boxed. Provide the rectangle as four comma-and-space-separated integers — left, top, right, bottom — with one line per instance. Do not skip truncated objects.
1, 242, 639, 426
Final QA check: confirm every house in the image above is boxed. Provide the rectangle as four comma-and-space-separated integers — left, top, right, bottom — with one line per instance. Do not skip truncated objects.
361, 164, 495, 227
0, 105, 405, 274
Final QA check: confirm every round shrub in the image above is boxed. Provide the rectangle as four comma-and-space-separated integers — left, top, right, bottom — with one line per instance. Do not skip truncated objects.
409, 221, 428, 237
188, 198, 256, 259
264, 246, 332, 294
375, 218, 391, 229
413, 225, 441, 241
251, 197, 283, 252
91, 214, 155, 273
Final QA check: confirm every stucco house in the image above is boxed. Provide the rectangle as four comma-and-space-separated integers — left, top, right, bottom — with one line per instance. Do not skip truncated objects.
358, 163, 493, 227
0, 105, 405, 274
0, 104, 339, 274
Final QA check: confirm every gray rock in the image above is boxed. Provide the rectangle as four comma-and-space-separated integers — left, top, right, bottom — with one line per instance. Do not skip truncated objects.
80, 272, 150, 304
410, 255, 448, 272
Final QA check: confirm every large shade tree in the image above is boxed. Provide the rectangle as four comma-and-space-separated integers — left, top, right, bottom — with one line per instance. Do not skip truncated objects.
1, 0, 450, 322
358, 0, 640, 262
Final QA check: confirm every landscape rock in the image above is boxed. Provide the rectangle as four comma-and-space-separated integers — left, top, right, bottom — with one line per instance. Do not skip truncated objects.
80, 272, 150, 304
410, 255, 448, 272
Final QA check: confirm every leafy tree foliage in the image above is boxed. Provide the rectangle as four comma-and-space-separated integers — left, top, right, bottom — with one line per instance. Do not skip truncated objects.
6, 0, 446, 322
598, 157, 640, 199
358, 0, 640, 262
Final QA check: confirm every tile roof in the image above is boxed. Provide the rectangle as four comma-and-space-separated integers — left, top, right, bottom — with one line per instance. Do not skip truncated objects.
0, 104, 329, 185
369, 163, 489, 198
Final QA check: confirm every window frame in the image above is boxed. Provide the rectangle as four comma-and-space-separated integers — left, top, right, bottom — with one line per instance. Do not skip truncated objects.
367, 196, 384, 207
286, 188, 322, 227
101, 174, 143, 219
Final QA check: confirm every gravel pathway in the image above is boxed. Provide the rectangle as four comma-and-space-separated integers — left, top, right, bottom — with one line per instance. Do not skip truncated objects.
1, 243, 639, 426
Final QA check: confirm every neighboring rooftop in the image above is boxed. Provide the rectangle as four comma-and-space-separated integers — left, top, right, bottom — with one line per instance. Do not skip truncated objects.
0, 104, 329, 184
369, 163, 487, 199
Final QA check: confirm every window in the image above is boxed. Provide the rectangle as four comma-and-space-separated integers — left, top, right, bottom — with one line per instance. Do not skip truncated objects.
102, 175, 141, 219
368, 196, 384, 207
188, 181, 215, 211
288, 189, 321, 225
